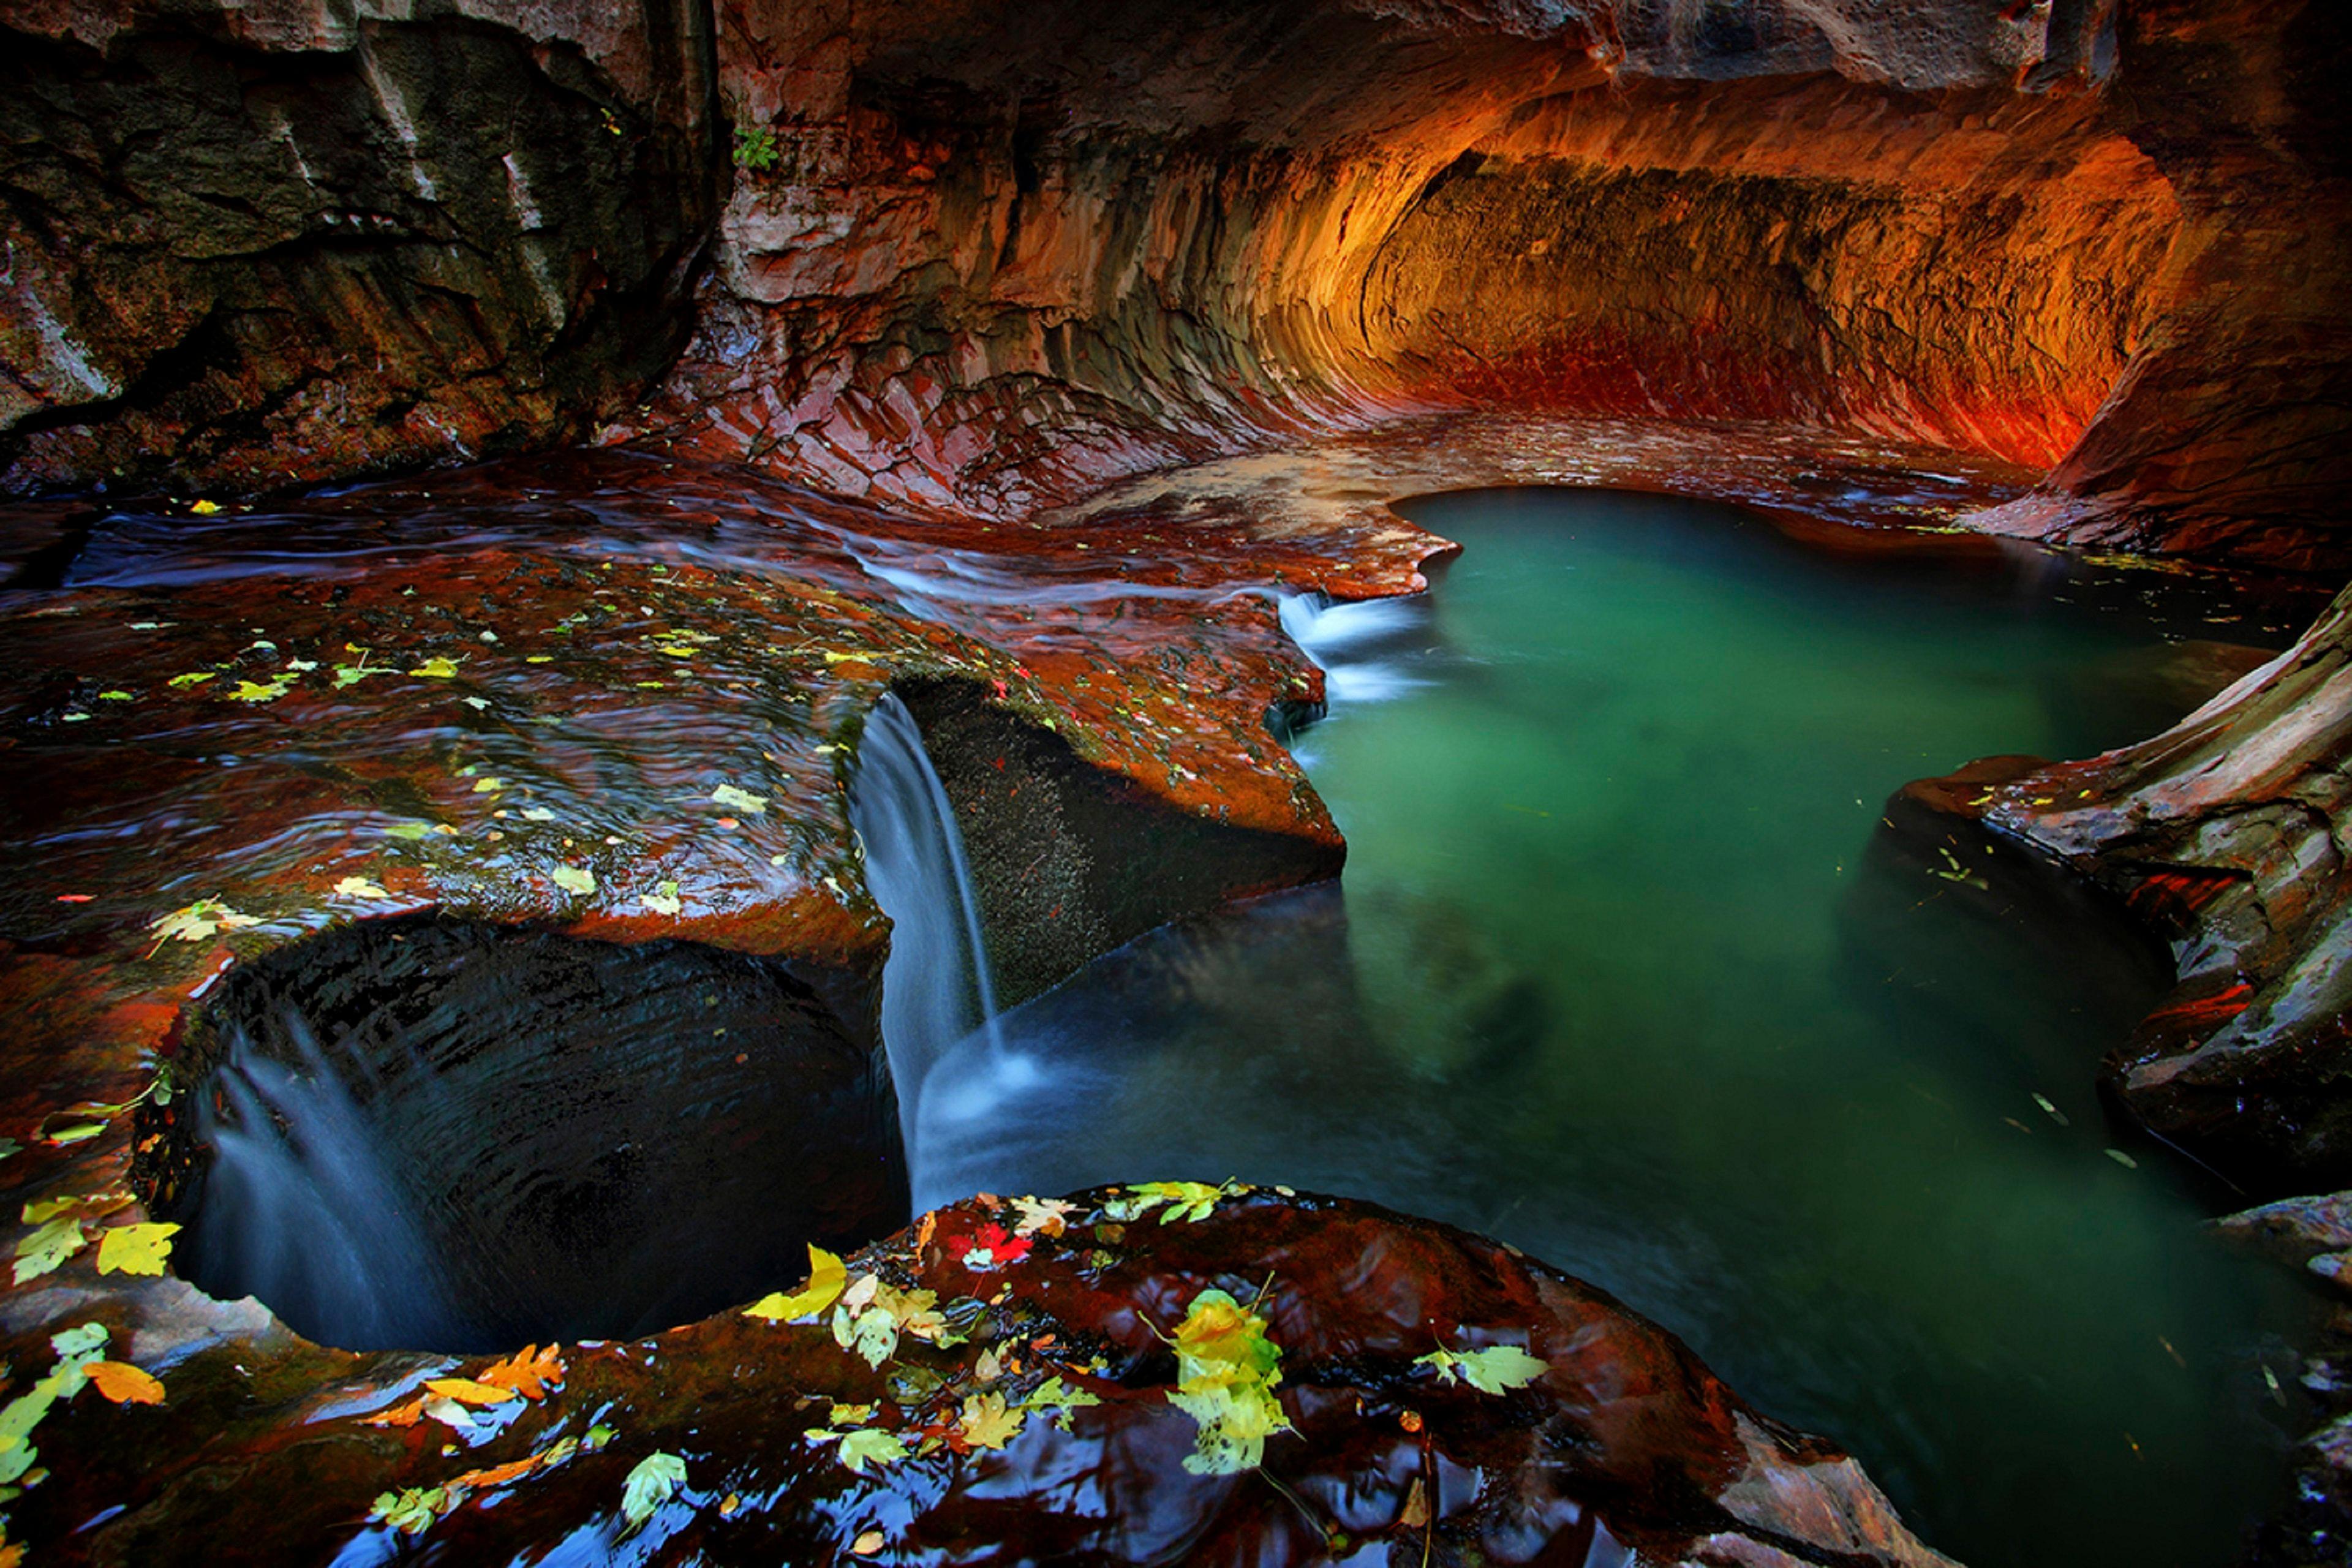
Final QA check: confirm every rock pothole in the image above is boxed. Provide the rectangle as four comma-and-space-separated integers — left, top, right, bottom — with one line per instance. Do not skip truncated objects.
135, 916, 907, 1354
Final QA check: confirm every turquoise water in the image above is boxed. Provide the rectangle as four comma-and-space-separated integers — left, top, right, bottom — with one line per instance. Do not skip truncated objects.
914, 489, 2316, 1566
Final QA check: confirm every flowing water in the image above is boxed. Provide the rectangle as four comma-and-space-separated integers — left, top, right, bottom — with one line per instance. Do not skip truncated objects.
850, 692, 1011, 1163
908, 488, 2319, 1568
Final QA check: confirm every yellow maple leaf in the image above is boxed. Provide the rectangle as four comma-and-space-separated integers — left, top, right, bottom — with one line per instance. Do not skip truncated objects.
957, 1391, 1025, 1452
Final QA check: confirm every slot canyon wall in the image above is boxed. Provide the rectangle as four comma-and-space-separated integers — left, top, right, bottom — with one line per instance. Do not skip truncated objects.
4, 0, 2346, 570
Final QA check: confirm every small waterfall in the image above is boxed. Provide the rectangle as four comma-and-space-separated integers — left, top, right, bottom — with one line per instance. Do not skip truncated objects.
184, 1010, 466, 1351
1279, 591, 1431, 706
849, 695, 1007, 1162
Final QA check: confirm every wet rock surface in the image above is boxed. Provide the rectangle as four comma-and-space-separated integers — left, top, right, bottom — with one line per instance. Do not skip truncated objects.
2216, 1194, 2352, 1567
3, 1186, 1956, 1566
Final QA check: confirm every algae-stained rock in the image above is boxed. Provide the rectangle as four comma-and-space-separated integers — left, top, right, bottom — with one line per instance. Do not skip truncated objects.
7, 1187, 1956, 1566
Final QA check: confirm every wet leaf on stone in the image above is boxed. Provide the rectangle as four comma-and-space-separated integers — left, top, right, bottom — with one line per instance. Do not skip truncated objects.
710, 783, 768, 815
641, 880, 683, 918
85, 1361, 164, 1405
226, 676, 295, 703
94, 1222, 179, 1276
551, 865, 597, 895
166, 672, 216, 688
50, 1323, 108, 1361
409, 656, 463, 679
1009, 1196, 1076, 1238
332, 876, 390, 899
745, 1245, 846, 1323
620, 1450, 687, 1529
478, 1343, 565, 1400
13, 1218, 88, 1284
1166, 1287, 1291, 1474
1415, 1344, 1548, 1395
423, 1376, 521, 1408
1106, 1180, 1243, 1225
957, 1391, 1024, 1451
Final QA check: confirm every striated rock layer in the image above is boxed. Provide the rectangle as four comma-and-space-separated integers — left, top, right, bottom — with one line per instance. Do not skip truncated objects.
0, 1, 2345, 573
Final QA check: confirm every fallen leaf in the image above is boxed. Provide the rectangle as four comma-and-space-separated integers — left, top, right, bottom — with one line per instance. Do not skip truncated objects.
478, 1343, 564, 1400
332, 876, 390, 899
423, 1377, 521, 1408
641, 880, 683, 917
551, 865, 597, 895
369, 1486, 451, 1537
85, 1362, 164, 1406
226, 677, 294, 703
1009, 1196, 1075, 1238
94, 1222, 180, 1276
710, 783, 769, 815
149, 897, 260, 946
852, 1529, 886, 1555
957, 1391, 1024, 1451
409, 656, 463, 679
745, 1245, 846, 1322
815, 1427, 909, 1475
1019, 1375, 1102, 1431
1166, 1287, 1291, 1474
362, 1397, 426, 1428
1416, 1343, 1548, 1395
13, 1218, 88, 1284
188, 499, 221, 515
620, 1451, 687, 1529
166, 672, 217, 688
1105, 1180, 1241, 1225
448, 1455, 540, 1492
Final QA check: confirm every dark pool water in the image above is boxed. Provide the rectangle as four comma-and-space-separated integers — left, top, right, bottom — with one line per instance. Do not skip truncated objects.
911, 489, 2318, 1567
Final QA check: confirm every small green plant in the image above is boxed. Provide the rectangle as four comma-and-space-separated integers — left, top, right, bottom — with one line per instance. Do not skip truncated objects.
734, 123, 778, 173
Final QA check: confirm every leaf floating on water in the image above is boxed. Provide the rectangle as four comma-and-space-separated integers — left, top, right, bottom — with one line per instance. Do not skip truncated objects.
409, 656, 463, 679
472, 777, 505, 794
620, 1451, 687, 1529
85, 1362, 164, 1406
957, 1391, 1024, 1451
166, 672, 216, 688
2031, 1093, 2070, 1126
95, 1221, 179, 1276
2106, 1149, 2139, 1169
641, 880, 683, 918
332, 876, 390, 899
369, 1486, 453, 1537
1019, 1376, 1102, 1431
852, 1529, 886, 1556
812, 1427, 910, 1475
520, 807, 558, 823
1415, 1344, 1549, 1395
226, 676, 295, 703
551, 865, 597, 896
710, 783, 769, 815
149, 897, 260, 946
1166, 1287, 1291, 1475
745, 1245, 846, 1322
187, 499, 222, 515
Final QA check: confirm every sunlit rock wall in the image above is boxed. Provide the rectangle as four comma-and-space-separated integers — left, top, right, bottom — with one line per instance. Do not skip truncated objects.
0, 0, 720, 495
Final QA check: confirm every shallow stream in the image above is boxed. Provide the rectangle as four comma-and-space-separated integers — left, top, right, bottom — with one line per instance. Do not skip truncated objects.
909, 488, 2318, 1567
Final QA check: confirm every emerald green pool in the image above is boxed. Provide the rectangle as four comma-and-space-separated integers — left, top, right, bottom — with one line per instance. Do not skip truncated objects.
914, 488, 2316, 1566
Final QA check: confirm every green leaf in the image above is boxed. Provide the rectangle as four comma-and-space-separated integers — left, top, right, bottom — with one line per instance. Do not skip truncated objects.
49, 1323, 107, 1361
824, 1427, 909, 1474
13, 1218, 88, 1284
166, 672, 217, 688
1104, 1180, 1240, 1225
832, 1305, 899, 1369
710, 783, 768, 815
620, 1451, 687, 1529
551, 865, 597, 896
1020, 1375, 1102, 1431
226, 677, 293, 703
640, 880, 683, 918
1415, 1344, 1548, 1395
409, 656, 462, 679
369, 1486, 451, 1536
149, 898, 260, 946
